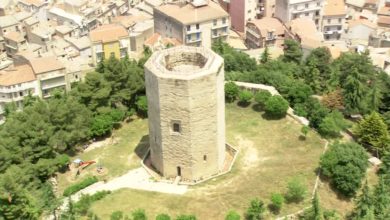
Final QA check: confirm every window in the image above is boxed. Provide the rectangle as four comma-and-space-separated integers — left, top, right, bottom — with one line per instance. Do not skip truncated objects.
224, 27, 228, 33
305, 3, 308, 8
294, 5, 297, 9
317, 2, 320, 6
327, 19, 331, 23
203, 155, 207, 161
305, 12, 309, 16
222, 17, 226, 24
337, 26, 342, 30
213, 19, 217, 26
196, 32, 200, 39
213, 29, 217, 36
315, 10, 319, 16
315, 19, 319, 24
267, 31, 273, 39
338, 18, 342, 23
196, 23, 199, 29
326, 27, 330, 31
19, 91, 23, 96
187, 25, 191, 31
173, 123, 180, 132
187, 34, 191, 41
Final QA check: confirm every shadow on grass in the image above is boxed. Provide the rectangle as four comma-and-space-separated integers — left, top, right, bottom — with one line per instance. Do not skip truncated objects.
134, 135, 149, 160
261, 112, 285, 121
318, 173, 353, 202
237, 101, 251, 108
252, 103, 264, 112
298, 135, 307, 141
267, 204, 281, 215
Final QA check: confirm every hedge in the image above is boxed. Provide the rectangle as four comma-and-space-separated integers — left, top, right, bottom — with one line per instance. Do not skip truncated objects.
63, 176, 98, 196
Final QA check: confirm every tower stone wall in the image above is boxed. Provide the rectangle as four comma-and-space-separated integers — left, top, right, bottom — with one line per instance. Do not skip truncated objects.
144, 46, 225, 182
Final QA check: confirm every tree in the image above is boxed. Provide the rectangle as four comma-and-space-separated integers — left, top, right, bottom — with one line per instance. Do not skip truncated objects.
282, 39, 303, 64
225, 210, 241, 220
301, 126, 310, 139
156, 213, 171, 220
260, 46, 270, 64
254, 90, 271, 106
264, 96, 289, 118
303, 47, 333, 92
132, 209, 147, 220
352, 181, 373, 219
320, 142, 369, 197
225, 82, 240, 102
136, 95, 148, 117
354, 112, 390, 157
285, 177, 307, 203
270, 193, 284, 214
372, 176, 390, 218
285, 82, 313, 106
90, 114, 114, 137
245, 198, 265, 220
318, 110, 348, 137
238, 90, 253, 106
110, 211, 124, 220
321, 89, 344, 111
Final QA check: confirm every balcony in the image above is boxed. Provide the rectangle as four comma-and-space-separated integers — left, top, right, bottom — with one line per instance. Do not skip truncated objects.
211, 23, 229, 30
186, 37, 202, 43
292, 6, 321, 13
185, 28, 202, 34
211, 32, 228, 39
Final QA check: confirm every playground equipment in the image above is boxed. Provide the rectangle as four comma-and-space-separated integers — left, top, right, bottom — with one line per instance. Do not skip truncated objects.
73, 159, 96, 169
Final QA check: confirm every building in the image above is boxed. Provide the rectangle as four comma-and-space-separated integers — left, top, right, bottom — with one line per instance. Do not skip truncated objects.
0, 15, 21, 37
154, 1, 230, 48
0, 64, 37, 121
144, 46, 226, 183
218, 0, 262, 32
289, 17, 324, 56
4, 31, 28, 56
347, 19, 376, 45
274, 0, 323, 28
28, 56, 69, 98
369, 30, 390, 48
17, 0, 48, 21
245, 17, 287, 48
90, 24, 130, 64
322, 0, 346, 40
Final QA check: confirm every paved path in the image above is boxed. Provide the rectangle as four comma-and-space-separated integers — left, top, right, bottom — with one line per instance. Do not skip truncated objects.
73, 167, 188, 201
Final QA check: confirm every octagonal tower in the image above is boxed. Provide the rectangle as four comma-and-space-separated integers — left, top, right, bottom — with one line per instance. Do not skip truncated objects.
144, 46, 225, 182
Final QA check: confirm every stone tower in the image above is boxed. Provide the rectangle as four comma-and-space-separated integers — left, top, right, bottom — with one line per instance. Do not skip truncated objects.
144, 46, 225, 182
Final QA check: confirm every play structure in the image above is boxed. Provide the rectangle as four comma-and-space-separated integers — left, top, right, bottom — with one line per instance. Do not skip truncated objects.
73, 158, 96, 169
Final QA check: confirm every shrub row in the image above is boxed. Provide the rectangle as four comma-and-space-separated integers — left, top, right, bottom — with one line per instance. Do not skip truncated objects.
63, 176, 99, 196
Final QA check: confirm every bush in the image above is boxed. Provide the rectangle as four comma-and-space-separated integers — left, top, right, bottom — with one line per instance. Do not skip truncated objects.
285, 177, 307, 203
245, 198, 265, 220
238, 90, 253, 106
63, 176, 99, 197
110, 211, 124, 220
254, 90, 272, 106
90, 114, 114, 137
225, 210, 240, 220
264, 96, 289, 118
74, 191, 111, 215
225, 82, 240, 102
270, 193, 284, 213
156, 213, 171, 220
109, 108, 126, 123
176, 215, 197, 220
136, 95, 148, 117
132, 209, 147, 220
320, 142, 369, 197
318, 111, 348, 137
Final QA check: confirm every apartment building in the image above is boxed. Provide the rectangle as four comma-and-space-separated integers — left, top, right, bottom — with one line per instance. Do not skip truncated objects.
0, 15, 22, 37
275, 0, 323, 28
28, 56, 69, 98
0, 64, 37, 121
322, 0, 346, 40
154, 1, 230, 48
218, 0, 260, 32
4, 31, 28, 56
17, 0, 48, 20
347, 19, 376, 44
245, 17, 286, 48
90, 24, 130, 64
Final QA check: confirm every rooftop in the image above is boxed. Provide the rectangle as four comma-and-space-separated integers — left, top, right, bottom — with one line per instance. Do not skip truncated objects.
323, 0, 346, 16
24, 16, 39, 26
0, 64, 36, 86
378, 6, 390, 16
29, 56, 65, 74
65, 36, 91, 50
55, 25, 74, 34
112, 15, 150, 29
247, 17, 285, 36
348, 19, 377, 29
18, 0, 46, 7
90, 24, 129, 43
290, 18, 324, 49
345, 0, 365, 8
13, 11, 32, 22
4, 31, 24, 43
0, 15, 19, 28
377, 16, 390, 25
155, 1, 228, 25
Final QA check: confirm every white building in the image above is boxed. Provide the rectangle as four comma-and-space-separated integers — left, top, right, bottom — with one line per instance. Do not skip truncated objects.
322, 0, 346, 40
275, 0, 323, 29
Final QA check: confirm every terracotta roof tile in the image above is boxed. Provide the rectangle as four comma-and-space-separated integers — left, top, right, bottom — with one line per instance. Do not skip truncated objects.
324, 0, 346, 16
28, 56, 65, 74
4, 31, 24, 42
89, 24, 128, 43
247, 17, 285, 36
0, 64, 36, 86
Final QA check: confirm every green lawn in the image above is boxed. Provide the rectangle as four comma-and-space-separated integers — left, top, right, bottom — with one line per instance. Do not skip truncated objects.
84, 103, 327, 219
56, 117, 149, 194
